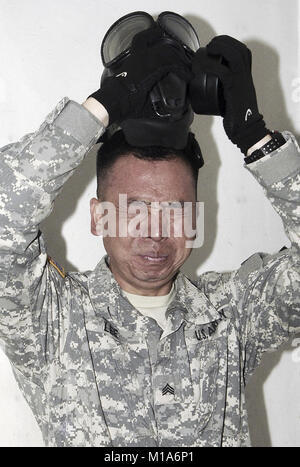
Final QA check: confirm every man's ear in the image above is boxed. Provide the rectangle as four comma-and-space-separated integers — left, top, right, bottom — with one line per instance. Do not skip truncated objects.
90, 197, 102, 236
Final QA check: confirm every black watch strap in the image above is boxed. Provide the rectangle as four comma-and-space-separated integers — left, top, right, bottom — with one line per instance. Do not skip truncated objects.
244, 131, 286, 164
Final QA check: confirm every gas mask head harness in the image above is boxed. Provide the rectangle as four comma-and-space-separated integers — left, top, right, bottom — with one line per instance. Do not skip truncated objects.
100, 11, 224, 167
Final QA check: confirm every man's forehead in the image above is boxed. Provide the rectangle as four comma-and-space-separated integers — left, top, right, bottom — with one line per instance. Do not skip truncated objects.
99, 153, 196, 204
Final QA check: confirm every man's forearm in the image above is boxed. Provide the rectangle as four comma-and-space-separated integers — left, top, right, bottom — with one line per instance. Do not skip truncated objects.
245, 131, 300, 251
0, 98, 106, 255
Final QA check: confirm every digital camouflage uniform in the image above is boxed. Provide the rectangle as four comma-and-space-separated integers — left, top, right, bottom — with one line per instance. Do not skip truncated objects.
0, 98, 299, 447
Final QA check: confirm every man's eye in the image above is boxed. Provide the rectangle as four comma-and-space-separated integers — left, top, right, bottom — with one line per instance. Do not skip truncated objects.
128, 201, 147, 209
162, 202, 183, 211
127, 201, 149, 216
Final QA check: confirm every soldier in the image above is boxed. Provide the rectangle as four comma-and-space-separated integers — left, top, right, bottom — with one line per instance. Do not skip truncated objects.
0, 28, 299, 447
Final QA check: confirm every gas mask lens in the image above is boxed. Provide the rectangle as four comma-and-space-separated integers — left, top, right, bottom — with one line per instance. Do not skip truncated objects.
101, 11, 155, 67
157, 12, 200, 53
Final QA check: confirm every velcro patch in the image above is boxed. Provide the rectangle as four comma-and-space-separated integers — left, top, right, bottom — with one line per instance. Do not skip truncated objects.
47, 255, 66, 278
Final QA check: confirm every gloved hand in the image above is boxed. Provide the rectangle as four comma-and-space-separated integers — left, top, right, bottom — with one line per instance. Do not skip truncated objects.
190, 35, 270, 154
89, 25, 192, 125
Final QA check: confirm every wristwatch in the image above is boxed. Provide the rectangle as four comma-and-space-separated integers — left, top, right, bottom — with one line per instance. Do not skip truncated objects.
244, 131, 286, 164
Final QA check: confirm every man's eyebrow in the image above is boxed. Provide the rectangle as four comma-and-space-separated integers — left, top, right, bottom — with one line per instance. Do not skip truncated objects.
126, 197, 148, 203
126, 198, 186, 206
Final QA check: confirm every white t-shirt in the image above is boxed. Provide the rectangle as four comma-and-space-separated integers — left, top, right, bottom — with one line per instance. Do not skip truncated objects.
121, 284, 176, 331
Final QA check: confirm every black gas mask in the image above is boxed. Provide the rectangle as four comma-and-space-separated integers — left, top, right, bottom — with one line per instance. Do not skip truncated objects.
100, 11, 224, 152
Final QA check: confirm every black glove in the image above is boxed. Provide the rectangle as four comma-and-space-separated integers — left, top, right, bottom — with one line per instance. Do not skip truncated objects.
89, 25, 192, 125
191, 35, 270, 154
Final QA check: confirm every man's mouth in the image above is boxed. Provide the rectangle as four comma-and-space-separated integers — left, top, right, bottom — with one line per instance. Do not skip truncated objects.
139, 254, 168, 263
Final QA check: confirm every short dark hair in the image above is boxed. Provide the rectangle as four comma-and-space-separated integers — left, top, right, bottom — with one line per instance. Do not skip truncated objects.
96, 130, 203, 199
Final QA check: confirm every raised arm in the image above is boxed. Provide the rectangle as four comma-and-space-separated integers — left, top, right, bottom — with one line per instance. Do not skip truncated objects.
0, 98, 105, 384
192, 36, 300, 381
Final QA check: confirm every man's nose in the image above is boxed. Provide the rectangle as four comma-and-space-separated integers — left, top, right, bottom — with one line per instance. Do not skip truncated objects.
150, 231, 163, 241
148, 208, 166, 241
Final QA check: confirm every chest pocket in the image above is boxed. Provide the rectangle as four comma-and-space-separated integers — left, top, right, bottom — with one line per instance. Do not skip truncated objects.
186, 319, 229, 433
85, 319, 158, 445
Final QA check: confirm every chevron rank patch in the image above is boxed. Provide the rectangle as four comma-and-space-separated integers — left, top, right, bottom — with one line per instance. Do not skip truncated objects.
47, 255, 66, 278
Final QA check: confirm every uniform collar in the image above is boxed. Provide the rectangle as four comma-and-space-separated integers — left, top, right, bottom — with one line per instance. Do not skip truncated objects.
173, 271, 221, 325
87, 255, 220, 337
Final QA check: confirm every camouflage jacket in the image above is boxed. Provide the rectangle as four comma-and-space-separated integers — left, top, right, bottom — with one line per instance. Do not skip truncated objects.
0, 98, 299, 447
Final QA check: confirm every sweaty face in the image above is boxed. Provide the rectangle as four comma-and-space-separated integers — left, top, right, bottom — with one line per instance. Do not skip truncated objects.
90, 154, 197, 296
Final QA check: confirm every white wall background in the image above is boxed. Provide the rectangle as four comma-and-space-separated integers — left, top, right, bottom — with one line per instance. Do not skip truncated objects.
0, 0, 299, 447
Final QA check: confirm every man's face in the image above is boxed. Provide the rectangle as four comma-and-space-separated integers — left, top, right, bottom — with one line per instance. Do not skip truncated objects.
90, 154, 197, 296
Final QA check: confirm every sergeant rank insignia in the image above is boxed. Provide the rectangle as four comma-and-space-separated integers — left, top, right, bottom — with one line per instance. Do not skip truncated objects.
162, 384, 175, 396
